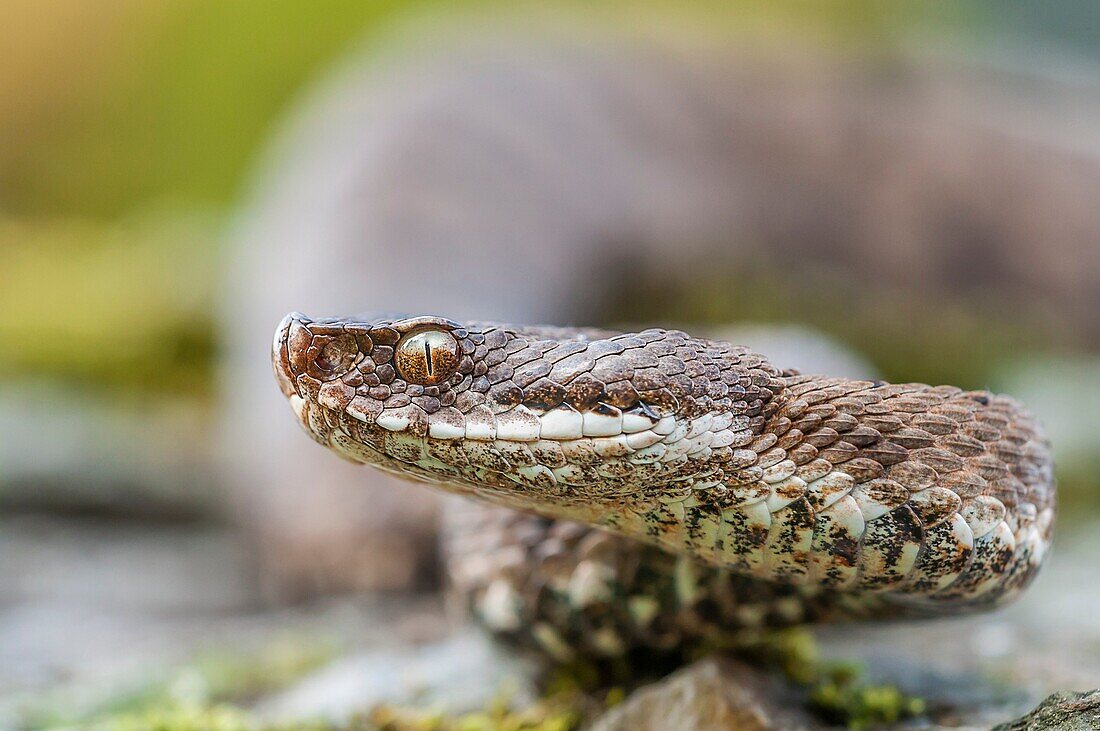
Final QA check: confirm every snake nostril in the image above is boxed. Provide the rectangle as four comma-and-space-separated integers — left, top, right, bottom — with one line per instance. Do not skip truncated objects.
311, 334, 358, 377
314, 350, 336, 372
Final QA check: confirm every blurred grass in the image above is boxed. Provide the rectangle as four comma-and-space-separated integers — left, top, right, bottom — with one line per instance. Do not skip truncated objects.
0, 0, 434, 218
0, 0, 973, 219
0, 214, 219, 395
0, 0, 454, 399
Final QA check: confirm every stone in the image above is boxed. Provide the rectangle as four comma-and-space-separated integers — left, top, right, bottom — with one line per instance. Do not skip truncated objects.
993, 689, 1100, 730
588, 658, 819, 731
255, 629, 538, 725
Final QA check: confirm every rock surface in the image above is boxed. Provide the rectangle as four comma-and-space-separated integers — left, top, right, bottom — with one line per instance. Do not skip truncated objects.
256, 629, 538, 724
589, 658, 817, 731
588, 660, 1100, 730
994, 690, 1100, 731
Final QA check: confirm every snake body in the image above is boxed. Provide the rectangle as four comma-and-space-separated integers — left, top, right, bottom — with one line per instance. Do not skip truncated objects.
273, 313, 1055, 658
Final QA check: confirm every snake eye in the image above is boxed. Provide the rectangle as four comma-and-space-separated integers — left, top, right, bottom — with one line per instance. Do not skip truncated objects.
395, 329, 459, 385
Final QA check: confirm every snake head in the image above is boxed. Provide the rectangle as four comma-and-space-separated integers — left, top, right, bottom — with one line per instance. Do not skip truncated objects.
273, 312, 473, 438
273, 312, 780, 504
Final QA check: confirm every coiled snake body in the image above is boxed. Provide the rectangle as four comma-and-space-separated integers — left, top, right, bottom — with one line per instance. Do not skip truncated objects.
273, 313, 1055, 659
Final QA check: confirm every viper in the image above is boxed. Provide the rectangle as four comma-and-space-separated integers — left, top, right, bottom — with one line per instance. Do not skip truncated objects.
272, 312, 1055, 659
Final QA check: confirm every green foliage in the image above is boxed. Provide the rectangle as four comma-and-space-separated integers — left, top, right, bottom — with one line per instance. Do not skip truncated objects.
740, 628, 927, 729
2, 0, 973, 220
25, 628, 928, 730
56, 691, 587, 731
357, 696, 582, 731
0, 214, 219, 395
186, 638, 337, 705
83, 704, 259, 731
3, 1, 438, 218
810, 669, 926, 730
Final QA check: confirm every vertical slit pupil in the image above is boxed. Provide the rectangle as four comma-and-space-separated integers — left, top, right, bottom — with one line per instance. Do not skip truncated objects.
424, 341, 433, 376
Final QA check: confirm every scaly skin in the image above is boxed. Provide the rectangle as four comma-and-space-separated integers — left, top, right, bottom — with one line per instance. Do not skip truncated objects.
273, 313, 1055, 659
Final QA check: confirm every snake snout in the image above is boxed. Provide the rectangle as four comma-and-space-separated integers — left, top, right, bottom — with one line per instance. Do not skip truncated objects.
272, 312, 311, 398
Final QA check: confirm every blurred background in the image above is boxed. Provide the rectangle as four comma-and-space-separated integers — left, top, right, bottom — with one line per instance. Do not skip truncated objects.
1, 1, 1099, 728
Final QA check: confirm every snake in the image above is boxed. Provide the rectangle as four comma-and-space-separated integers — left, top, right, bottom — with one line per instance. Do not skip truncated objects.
272, 312, 1055, 660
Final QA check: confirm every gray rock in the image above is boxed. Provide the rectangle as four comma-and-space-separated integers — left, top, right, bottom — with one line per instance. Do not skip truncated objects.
993, 689, 1100, 730
256, 629, 537, 724
589, 658, 818, 731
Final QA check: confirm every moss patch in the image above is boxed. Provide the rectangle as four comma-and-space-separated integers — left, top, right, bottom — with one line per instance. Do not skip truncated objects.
737, 628, 926, 729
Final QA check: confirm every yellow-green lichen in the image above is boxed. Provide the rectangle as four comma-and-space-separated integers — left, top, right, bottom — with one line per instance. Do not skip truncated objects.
358, 695, 582, 731
735, 628, 926, 729
80, 704, 260, 731
810, 672, 927, 730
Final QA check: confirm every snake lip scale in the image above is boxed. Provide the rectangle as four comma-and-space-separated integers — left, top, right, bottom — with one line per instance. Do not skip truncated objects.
273, 311, 1055, 652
